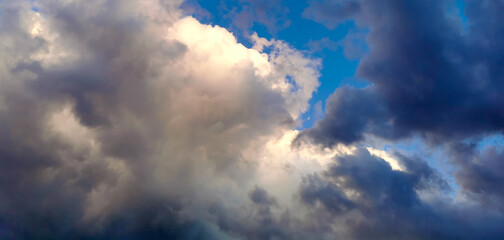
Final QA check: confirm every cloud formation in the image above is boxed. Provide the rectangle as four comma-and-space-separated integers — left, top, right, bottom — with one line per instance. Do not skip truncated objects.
300, 0, 504, 145
220, 0, 291, 35
295, 0, 504, 238
0, 0, 320, 238
1, 0, 504, 239
298, 149, 504, 240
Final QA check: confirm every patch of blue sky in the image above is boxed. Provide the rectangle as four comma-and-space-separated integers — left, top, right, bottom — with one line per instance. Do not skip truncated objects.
460, 134, 504, 153
30, 0, 39, 12
0, 0, 39, 14
188, 0, 370, 129
456, 0, 468, 24
475, 134, 504, 151
449, 0, 468, 33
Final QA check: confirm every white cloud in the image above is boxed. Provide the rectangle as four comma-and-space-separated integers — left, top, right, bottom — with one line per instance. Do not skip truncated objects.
0, 0, 323, 235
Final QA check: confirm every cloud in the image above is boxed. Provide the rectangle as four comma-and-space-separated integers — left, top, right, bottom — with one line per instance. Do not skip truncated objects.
220, 0, 291, 35
303, 0, 361, 29
294, 0, 504, 238
306, 37, 340, 53
296, 86, 394, 145
449, 142, 504, 211
2, 0, 504, 239
306, 31, 367, 60
0, 0, 320, 238
298, 149, 504, 240
300, 0, 504, 145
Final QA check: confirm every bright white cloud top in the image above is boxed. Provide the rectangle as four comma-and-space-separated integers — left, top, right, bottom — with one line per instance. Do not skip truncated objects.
1, 0, 504, 239
0, 0, 326, 237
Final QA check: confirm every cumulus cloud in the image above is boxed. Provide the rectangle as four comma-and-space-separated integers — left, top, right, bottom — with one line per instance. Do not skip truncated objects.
298, 149, 504, 240
0, 0, 321, 238
449, 142, 504, 211
301, 0, 504, 145
299, 0, 504, 204
295, 0, 504, 238
2, 0, 504, 239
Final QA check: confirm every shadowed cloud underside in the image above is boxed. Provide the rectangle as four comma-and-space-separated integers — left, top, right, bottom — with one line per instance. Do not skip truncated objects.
0, 0, 503, 239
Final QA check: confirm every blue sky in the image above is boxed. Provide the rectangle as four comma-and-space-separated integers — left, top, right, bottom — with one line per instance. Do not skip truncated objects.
186, 0, 504, 196
186, 0, 475, 131
185, 0, 366, 128
186, 0, 501, 143
2, 0, 504, 239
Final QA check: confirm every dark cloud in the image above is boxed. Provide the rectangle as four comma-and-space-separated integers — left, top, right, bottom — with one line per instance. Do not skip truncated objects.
296, 86, 394, 145
299, 149, 504, 240
300, 0, 504, 146
0, 1, 177, 238
449, 142, 504, 211
300, 174, 356, 214
249, 186, 278, 206
297, 1, 504, 238
2, 0, 504, 239
302, 149, 428, 210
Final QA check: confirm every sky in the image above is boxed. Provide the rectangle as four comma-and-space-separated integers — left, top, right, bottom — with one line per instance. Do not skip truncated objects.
184, 0, 367, 128
0, 0, 503, 239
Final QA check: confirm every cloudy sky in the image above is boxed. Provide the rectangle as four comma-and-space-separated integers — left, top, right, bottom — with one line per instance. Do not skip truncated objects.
0, 0, 503, 239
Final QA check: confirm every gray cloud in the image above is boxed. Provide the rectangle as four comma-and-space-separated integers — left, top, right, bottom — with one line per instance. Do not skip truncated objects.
303, 0, 361, 29
449, 142, 504, 211
298, 149, 504, 240
296, 0, 504, 238
0, 0, 320, 238
301, 0, 504, 145
218, 0, 291, 35
2, 0, 504, 239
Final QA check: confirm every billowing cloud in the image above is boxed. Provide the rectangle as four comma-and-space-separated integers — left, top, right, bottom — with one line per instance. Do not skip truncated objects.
2, 0, 504, 239
301, 0, 504, 144
295, 0, 504, 238
298, 149, 504, 240
449, 142, 504, 211
299, 0, 504, 210
0, 0, 321, 238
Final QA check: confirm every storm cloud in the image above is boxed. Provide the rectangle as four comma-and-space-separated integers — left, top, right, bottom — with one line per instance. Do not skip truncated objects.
300, 0, 504, 145
294, 0, 504, 239
298, 149, 504, 240
1, 0, 504, 239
